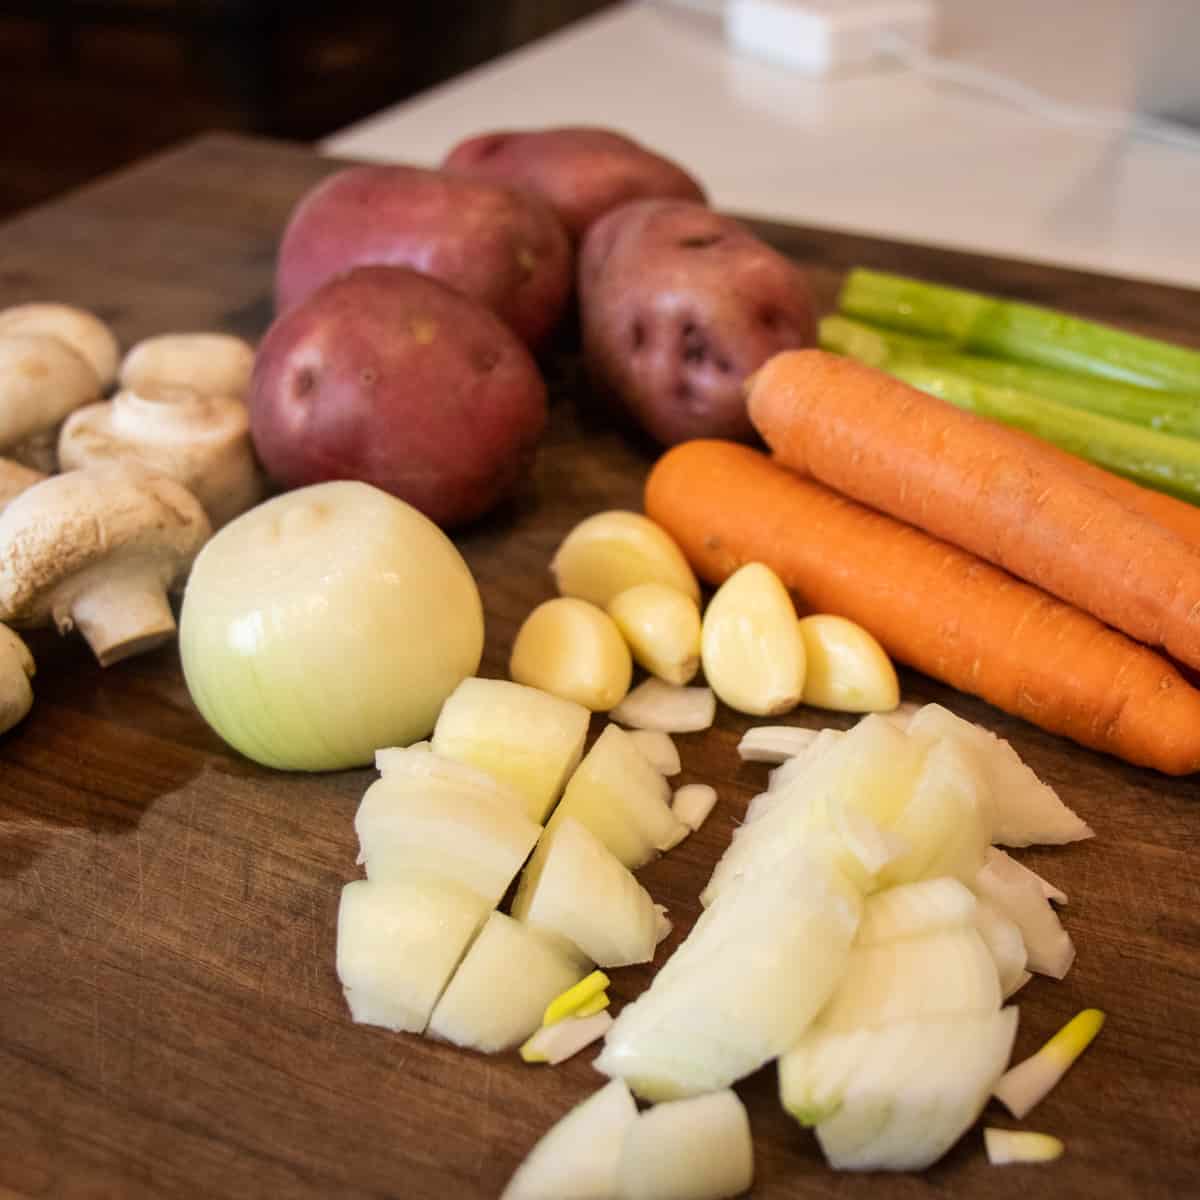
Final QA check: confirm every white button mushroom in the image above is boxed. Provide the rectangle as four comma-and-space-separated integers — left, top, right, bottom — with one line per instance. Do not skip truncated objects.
0, 333, 102, 471
0, 458, 45, 515
118, 333, 255, 400
0, 463, 211, 666
0, 623, 34, 734
58, 383, 265, 528
0, 303, 120, 391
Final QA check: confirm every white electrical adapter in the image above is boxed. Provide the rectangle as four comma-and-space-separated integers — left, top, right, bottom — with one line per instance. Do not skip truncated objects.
725, 0, 937, 76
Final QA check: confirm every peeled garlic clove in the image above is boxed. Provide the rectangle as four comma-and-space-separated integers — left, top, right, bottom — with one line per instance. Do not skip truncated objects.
607, 582, 701, 686
510, 596, 632, 712
701, 562, 806, 717
551, 510, 700, 608
797, 614, 899, 713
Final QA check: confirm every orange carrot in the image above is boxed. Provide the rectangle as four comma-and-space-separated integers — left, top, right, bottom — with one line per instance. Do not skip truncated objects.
645, 440, 1200, 774
1005, 425, 1200, 546
747, 350, 1200, 671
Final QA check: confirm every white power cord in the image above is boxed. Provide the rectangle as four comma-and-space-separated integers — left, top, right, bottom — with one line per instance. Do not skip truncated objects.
875, 29, 1200, 155
721, 0, 1200, 154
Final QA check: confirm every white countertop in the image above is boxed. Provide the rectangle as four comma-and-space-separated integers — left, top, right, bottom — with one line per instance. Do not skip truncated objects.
324, 1, 1200, 290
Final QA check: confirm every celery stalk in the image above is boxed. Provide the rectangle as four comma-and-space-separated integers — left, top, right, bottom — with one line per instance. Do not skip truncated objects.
820, 316, 1200, 438
839, 269, 1200, 392
885, 358, 1200, 503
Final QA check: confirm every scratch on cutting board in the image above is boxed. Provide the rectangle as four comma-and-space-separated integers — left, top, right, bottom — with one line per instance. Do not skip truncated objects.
177, 788, 197, 921
471, 1063, 495, 1182
91, 962, 105, 1092
29, 867, 71, 960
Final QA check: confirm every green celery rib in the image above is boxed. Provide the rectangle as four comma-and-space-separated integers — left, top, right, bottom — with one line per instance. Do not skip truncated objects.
883, 358, 1200, 504
819, 315, 1200, 438
838, 269, 1200, 392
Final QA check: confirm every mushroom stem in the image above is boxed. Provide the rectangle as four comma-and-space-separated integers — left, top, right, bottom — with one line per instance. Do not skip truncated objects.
67, 571, 177, 667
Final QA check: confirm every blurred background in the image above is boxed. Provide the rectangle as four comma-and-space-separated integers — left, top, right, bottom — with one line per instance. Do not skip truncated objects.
0, 0, 616, 219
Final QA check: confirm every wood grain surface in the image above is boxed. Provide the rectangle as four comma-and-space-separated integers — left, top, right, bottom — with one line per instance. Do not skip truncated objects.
1, 134, 1198, 1200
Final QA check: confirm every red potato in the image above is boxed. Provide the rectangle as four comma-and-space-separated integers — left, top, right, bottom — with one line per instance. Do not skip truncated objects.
275, 165, 572, 349
442, 126, 707, 241
250, 266, 547, 529
578, 200, 817, 446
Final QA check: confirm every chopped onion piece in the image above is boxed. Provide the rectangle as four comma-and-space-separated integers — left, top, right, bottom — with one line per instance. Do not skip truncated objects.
543, 970, 610, 1026
737, 725, 820, 763
574, 991, 610, 1018
520, 1011, 614, 1064
549, 723, 685, 868
974, 850, 1075, 978
984, 1129, 1065, 1165
501, 1080, 636, 1200
628, 729, 682, 775
1008, 970, 1033, 996
903, 704, 1093, 847
336, 876, 489, 1034
880, 700, 924, 730
597, 851, 861, 1100
672, 784, 718, 832
610, 679, 715, 733
973, 898, 1030, 999
654, 904, 672, 945
988, 846, 1068, 905
855, 877, 977, 946
618, 1090, 754, 1200
512, 818, 667, 967
781, 1008, 1019, 1170
373, 744, 528, 815
993, 1009, 1105, 1118
428, 913, 588, 1053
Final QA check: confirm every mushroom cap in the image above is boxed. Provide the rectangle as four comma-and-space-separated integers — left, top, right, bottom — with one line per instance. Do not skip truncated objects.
0, 303, 120, 390
58, 384, 264, 528
0, 332, 101, 450
119, 333, 255, 399
0, 462, 211, 627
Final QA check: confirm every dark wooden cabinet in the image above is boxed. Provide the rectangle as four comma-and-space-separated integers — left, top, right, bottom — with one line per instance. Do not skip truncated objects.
0, 1, 616, 217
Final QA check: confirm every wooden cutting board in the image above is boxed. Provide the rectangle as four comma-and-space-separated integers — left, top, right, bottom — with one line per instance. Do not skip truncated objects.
1, 134, 1197, 1200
